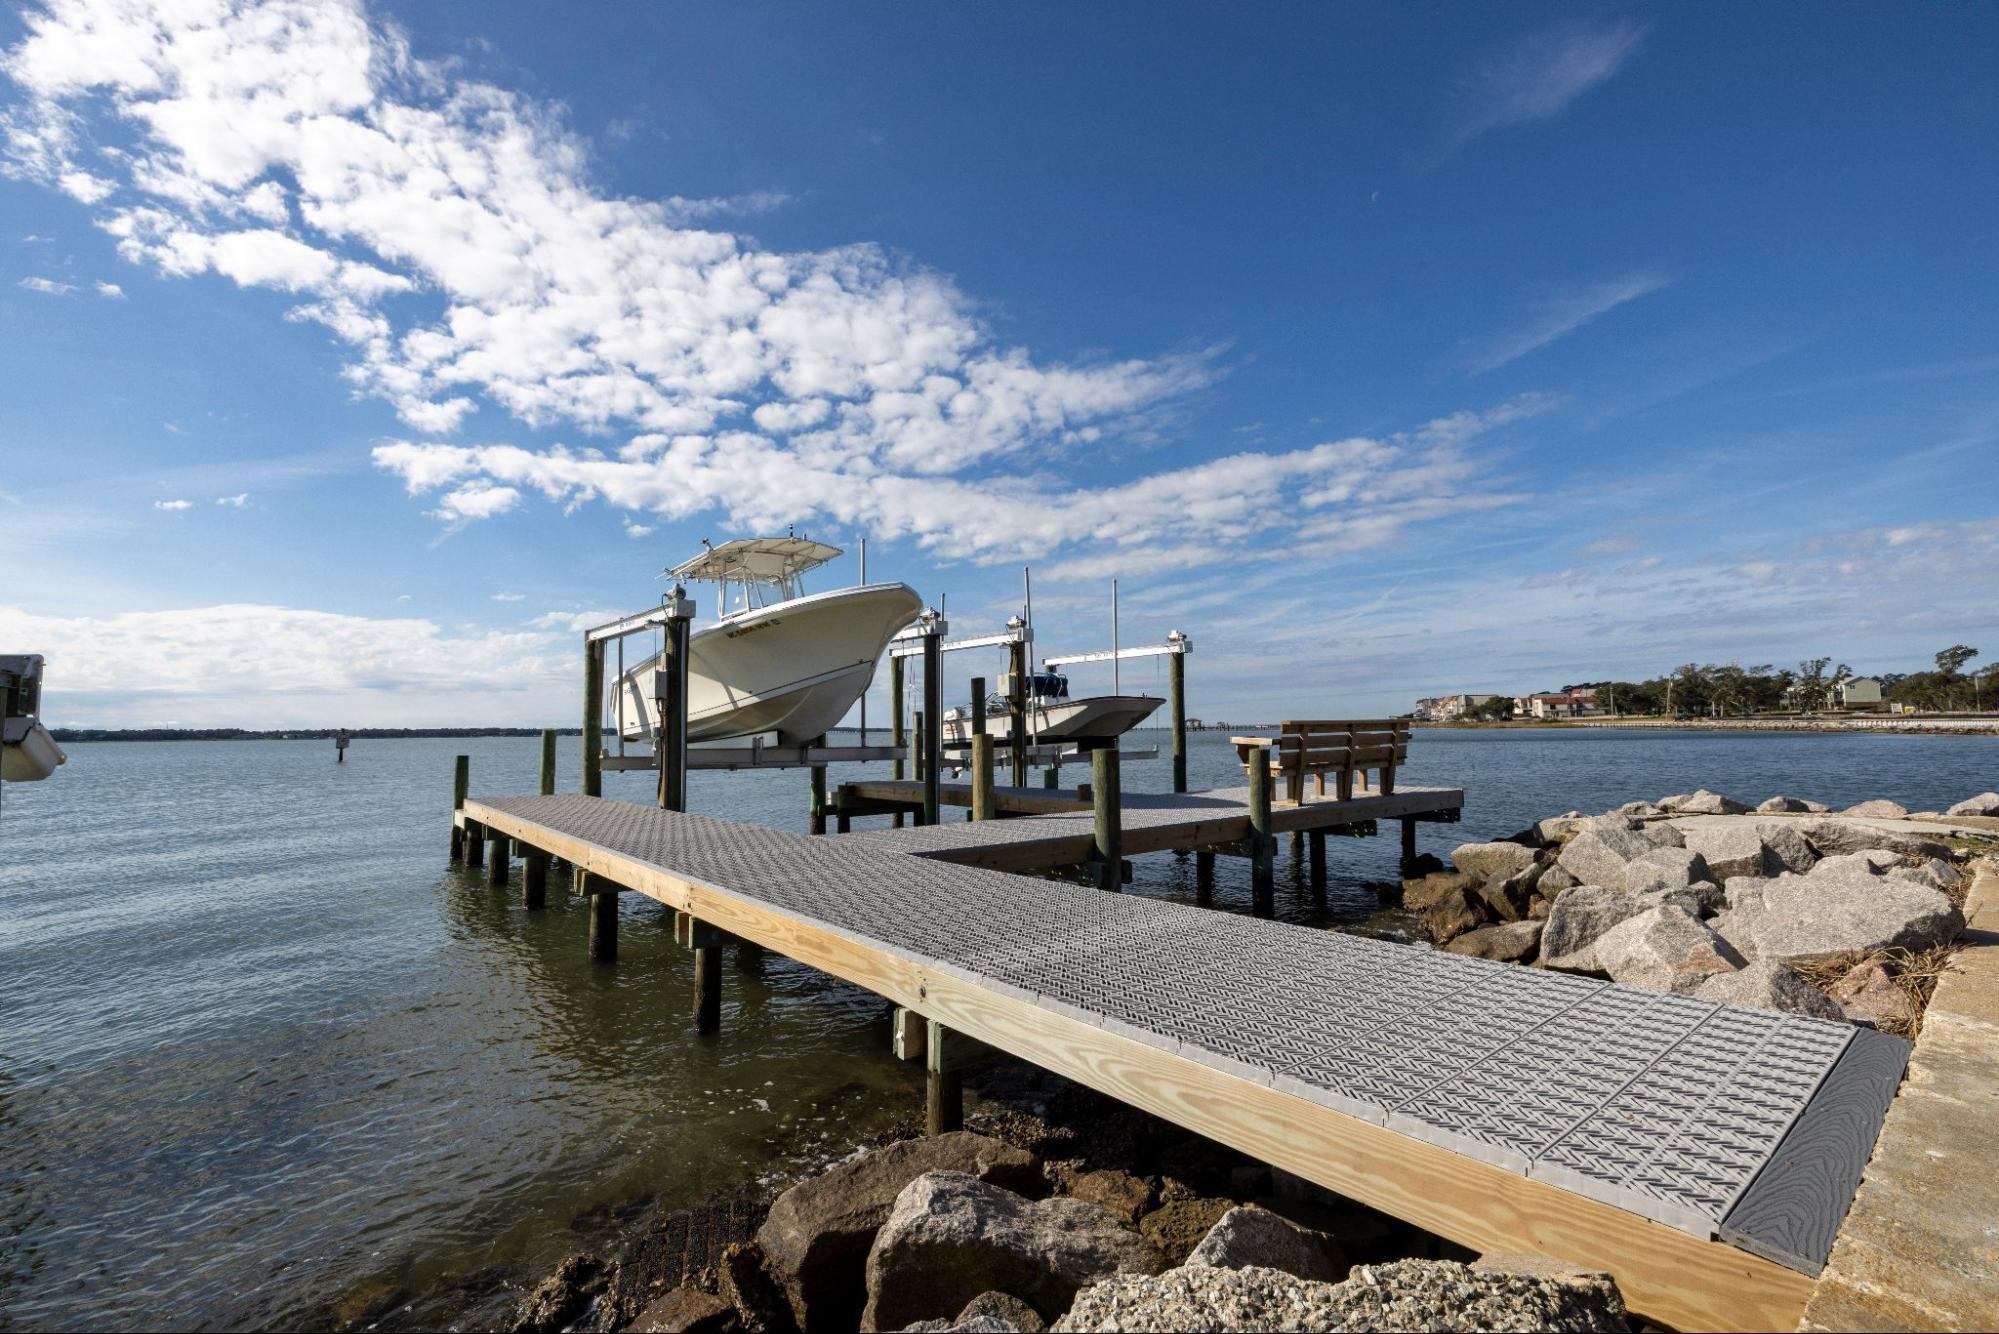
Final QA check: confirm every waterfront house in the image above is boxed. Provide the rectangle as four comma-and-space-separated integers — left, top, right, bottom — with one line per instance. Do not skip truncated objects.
1839, 676, 1885, 708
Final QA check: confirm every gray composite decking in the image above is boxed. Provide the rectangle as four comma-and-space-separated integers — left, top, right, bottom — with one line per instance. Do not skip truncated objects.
466, 792, 1906, 1277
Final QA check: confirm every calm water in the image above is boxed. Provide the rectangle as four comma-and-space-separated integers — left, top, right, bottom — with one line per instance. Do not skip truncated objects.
1, 727, 1993, 1330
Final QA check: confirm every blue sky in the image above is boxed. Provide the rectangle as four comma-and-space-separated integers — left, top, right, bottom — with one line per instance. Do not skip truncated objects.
3, 0, 1996, 727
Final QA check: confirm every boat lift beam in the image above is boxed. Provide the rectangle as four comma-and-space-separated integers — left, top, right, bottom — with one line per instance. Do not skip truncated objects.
1039, 631, 1194, 794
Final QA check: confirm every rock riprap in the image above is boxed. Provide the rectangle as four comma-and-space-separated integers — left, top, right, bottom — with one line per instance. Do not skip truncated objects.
757, 1132, 1039, 1332
862, 1172, 1164, 1331
1051, 1260, 1627, 1333
1184, 1204, 1344, 1283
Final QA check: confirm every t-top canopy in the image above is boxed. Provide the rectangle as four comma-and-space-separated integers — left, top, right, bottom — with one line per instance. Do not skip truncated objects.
667, 537, 843, 586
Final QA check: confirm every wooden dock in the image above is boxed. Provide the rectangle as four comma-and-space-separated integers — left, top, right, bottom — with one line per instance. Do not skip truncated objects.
452, 791, 1908, 1332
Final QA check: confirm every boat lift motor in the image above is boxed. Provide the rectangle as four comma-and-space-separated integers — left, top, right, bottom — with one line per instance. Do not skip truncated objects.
2, 654, 66, 782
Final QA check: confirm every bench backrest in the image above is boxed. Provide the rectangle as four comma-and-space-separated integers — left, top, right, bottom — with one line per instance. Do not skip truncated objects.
1232, 719, 1410, 802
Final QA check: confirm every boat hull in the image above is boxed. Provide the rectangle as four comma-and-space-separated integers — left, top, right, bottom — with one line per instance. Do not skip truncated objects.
945, 694, 1163, 746
616, 583, 923, 745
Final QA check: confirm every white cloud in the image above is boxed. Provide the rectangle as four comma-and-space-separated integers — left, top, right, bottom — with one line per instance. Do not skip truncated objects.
532, 608, 624, 633
17, 274, 74, 294
1465, 271, 1670, 374
152, 498, 193, 510
1447, 20, 1648, 152
0, 602, 569, 726
623, 519, 653, 538
214, 492, 249, 506
94, 279, 123, 297
490, 590, 525, 602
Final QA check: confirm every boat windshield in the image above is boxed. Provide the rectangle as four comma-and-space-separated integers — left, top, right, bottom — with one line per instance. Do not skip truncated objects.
667, 537, 843, 615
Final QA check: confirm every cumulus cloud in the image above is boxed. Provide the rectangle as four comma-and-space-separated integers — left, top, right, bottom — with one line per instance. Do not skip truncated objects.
214, 492, 249, 506
152, 498, 192, 510
17, 274, 74, 294
490, 590, 525, 602
1465, 271, 1670, 374
0, 602, 568, 726
94, 279, 123, 297
1446, 19, 1648, 152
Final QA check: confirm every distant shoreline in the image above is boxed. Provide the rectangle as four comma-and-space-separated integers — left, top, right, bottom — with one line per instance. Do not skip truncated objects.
50, 727, 587, 743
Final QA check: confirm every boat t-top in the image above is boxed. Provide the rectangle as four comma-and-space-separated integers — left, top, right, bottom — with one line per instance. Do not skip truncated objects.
942, 668, 1162, 746
614, 537, 923, 746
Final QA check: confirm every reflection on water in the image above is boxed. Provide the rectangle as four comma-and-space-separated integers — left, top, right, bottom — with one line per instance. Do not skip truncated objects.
0, 727, 1991, 1329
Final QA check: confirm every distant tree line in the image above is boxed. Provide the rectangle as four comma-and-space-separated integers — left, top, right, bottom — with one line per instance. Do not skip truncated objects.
1550, 644, 1990, 718
50, 727, 582, 742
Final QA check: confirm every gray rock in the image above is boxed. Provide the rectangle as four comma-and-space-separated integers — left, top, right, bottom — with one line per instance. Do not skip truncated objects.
941, 1291, 1047, 1333
1185, 1204, 1344, 1283
1639, 821, 1687, 848
1841, 799, 1910, 819
1443, 919, 1545, 963
1623, 846, 1713, 894
1536, 864, 1579, 894
1682, 880, 1725, 916
1811, 850, 1902, 878
1401, 870, 1476, 912
1680, 824, 1780, 880
1533, 812, 1589, 843
1614, 800, 1667, 819
1541, 884, 1706, 974
1735, 871, 1964, 965
759, 1134, 1040, 1333
1889, 857, 1964, 892
1555, 822, 1653, 890
1801, 819, 1953, 861
863, 1173, 1164, 1332
1756, 821, 1818, 873
1420, 885, 1488, 944
1946, 791, 1999, 818
1138, 1200, 1235, 1265
1051, 1260, 1627, 1333
1661, 789, 1751, 815
1828, 960, 1920, 1031
1757, 795, 1821, 813
1452, 841, 1538, 882
1693, 960, 1847, 1021
1592, 905, 1746, 994
1477, 864, 1543, 921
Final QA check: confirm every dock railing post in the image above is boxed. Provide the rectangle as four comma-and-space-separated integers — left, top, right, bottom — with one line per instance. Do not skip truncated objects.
1091, 745, 1122, 892
539, 729, 556, 796
920, 608, 946, 827
890, 655, 906, 829
583, 637, 604, 798
972, 734, 995, 821
450, 754, 469, 861
657, 585, 694, 813
1169, 633, 1187, 794
1248, 744, 1275, 917
1006, 618, 1028, 787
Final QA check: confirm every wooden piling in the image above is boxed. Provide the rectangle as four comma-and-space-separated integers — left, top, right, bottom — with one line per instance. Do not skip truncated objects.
1309, 830, 1327, 905
694, 946, 721, 1034
1007, 634, 1028, 787
1091, 746, 1122, 892
583, 639, 604, 798
810, 738, 828, 835
523, 853, 548, 909
971, 734, 996, 821
450, 754, 470, 861
486, 828, 509, 887
890, 655, 906, 829
1195, 849, 1216, 905
926, 1018, 964, 1135
1248, 745, 1274, 917
580, 868, 618, 962
658, 592, 692, 812
538, 729, 556, 795
464, 818, 485, 868
921, 623, 942, 828
1400, 816, 1418, 870
1169, 649, 1187, 794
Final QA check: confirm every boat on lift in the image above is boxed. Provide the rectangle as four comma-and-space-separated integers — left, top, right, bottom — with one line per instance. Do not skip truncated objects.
942, 669, 1161, 746
614, 538, 923, 746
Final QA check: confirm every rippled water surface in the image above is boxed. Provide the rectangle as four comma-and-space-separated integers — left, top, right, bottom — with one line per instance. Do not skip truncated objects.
1, 727, 1992, 1329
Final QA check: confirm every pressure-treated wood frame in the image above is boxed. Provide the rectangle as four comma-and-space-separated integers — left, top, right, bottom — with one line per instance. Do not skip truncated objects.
461, 796, 1815, 1333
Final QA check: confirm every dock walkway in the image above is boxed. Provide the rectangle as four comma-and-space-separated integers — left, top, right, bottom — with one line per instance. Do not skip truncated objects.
460, 792, 1910, 1332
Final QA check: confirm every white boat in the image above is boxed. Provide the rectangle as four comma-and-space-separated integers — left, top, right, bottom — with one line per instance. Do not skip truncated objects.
2, 655, 65, 782
942, 670, 1161, 746
614, 538, 923, 746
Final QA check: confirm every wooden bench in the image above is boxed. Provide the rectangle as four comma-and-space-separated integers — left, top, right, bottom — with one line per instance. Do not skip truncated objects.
1231, 720, 1410, 805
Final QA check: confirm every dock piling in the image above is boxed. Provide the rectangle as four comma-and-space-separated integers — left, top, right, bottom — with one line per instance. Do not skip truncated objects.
890, 655, 906, 828
1248, 745, 1274, 917
1400, 816, 1418, 871
1195, 849, 1215, 905
925, 1018, 964, 1134
580, 869, 618, 962
538, 730, 556, 796
1007, 625, 1028, 787
966, 676, 986, 822
450, 754, 470, 861
809, 736, 828, 835
971, 734, 996, 821
694, 945, 721, 1034
464, 818, 485, 868
1090, 746, 1122, 892
583, 639, 604, 798
1169, 642, 1187, 794
523, 850, 548, 909
1309, 830, 1327, 904
920, 610, 944, 827
657, 586, 694, 813
486, 828, 510, 887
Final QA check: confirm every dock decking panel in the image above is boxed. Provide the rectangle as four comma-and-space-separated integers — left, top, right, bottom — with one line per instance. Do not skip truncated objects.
462, 793, 1903, 1321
